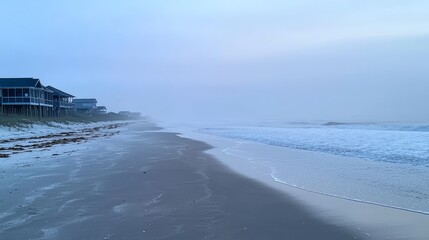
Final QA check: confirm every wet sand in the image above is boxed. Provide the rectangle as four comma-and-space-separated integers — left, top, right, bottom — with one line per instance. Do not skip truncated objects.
0, 122, 365, 239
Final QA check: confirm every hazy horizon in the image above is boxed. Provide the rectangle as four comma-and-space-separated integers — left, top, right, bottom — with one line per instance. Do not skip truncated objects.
1, 1, 429, 123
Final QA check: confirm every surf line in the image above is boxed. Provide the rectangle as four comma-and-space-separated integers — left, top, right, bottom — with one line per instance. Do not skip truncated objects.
221, 141, 429, 216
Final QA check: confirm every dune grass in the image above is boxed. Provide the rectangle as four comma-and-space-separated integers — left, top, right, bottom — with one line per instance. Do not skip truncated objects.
0, 113, 137, 128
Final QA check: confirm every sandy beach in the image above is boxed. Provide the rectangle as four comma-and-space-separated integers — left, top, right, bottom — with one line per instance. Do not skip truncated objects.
0, 121, 372, 239
3, 0, 428, 239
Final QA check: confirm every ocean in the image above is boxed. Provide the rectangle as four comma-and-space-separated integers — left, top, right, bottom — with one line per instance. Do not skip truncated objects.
199, 122, 429, 214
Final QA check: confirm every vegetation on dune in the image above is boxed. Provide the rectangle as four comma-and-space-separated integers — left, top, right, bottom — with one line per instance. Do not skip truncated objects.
0, 113, 141, 128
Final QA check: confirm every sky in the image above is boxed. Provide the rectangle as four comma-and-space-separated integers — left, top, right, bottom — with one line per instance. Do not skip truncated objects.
1, 0, 429, 123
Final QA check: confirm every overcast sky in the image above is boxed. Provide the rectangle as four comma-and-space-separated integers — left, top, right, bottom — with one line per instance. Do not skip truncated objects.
1, 0, 429, 123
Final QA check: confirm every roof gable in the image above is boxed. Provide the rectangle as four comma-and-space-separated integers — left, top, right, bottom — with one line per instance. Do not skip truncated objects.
0, 78, 42, 88
46, 86, 75, 97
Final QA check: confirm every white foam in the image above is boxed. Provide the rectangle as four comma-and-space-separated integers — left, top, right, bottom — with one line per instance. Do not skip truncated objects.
0, 215, 33, 234
112, 203, 128, 214
201, 123, 429, 167
146, 193, 163, 206
59, 198, 84, 212
0, 211, 13, 221
39, 227, 59, 240
24, 183, 62, 204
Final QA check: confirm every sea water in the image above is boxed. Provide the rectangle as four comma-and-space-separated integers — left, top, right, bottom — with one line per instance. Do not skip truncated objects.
199, 122, 429, 214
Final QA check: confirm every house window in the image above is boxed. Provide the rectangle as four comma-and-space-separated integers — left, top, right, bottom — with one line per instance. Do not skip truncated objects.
8, 89, 15, 97
23, 89, 29, 97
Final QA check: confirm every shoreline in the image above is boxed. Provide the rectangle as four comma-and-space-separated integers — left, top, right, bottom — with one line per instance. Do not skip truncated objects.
174, 127, 429, 240
0, 122, 367, 239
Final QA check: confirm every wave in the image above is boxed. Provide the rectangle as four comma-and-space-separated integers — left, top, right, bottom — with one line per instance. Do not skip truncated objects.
321, 122, 429, 132
200, 124, 429, 168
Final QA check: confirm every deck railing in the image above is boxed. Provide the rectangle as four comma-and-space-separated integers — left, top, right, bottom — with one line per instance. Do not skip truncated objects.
1, 97, 53, 106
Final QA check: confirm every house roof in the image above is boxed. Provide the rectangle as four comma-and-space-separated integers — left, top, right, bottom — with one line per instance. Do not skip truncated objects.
73, 98, 97, 103
46, 86, 75, 97
0, 78, 43, 88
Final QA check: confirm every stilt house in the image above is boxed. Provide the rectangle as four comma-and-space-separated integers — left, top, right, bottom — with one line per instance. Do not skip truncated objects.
73, 98, 97, 113
0, 78, 54, 117
46, 86, 75, 116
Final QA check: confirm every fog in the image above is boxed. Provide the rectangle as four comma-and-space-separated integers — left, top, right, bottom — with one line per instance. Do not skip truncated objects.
1, 0, 429, 123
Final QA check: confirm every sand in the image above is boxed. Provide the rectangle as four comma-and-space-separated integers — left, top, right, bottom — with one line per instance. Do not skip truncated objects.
0, 122, 367, 239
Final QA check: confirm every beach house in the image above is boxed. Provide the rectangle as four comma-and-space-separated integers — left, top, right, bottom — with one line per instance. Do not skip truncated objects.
95, 106, 107, 114
130, 112, 142, 119
118, 111, 131, 117
0, 78, 54, 117
73, 98, 98, 113
46, 86, 75, 117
